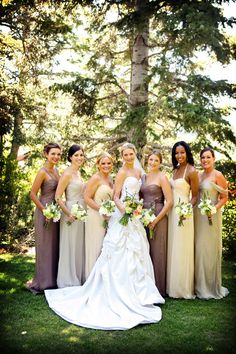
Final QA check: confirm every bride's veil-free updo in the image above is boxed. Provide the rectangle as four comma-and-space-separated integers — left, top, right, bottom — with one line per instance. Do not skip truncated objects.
120, 142, 145, 176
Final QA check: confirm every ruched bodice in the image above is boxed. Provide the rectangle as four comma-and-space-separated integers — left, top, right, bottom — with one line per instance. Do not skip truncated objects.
171, 178, 190, 202
93, 184, 113, 204
121, 176, 141, 201
140, 184, 164, 210
40, 179, 58, 205
65, 179, 85, 206
199, 180, 227, 204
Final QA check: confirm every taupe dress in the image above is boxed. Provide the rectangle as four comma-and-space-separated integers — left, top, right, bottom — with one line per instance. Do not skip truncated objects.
28, 168, 59, 294
194, 180, 229, 299
140, 176, 168, 297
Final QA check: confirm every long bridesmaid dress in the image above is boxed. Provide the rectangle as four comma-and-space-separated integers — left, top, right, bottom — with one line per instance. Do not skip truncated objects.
84, 184, 113, 280
194, 180, 229, 299
140, 175, 168, 297
166, 165, 195, 299
28, 168, 59, 294
57, 179, 85, 287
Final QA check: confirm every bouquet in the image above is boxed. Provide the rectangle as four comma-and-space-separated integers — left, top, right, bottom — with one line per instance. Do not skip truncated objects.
141, 208, 156, 239
43, 202, 61, 228
99, 199, 116, 229
119, 193, 143, 226
67, 202, 87, 225
175, 199, 192, 227
198, 193, 217, 225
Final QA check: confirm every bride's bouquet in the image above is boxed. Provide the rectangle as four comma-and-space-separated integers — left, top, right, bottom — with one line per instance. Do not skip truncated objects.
119, 193, 143, 226
198, 193, 217, 225
99, 199, 116, 229
175, 198, 192, 227
67, 202, 87, 225
43, 202, 61, 228
141, 208, 156, 239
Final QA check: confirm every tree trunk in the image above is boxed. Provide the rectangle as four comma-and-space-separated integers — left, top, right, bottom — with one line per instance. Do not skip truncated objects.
128, 0, 149, 148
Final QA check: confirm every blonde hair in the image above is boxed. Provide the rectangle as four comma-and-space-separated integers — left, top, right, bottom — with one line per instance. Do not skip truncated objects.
96, 152, 114, 165
120, 142, 137, 155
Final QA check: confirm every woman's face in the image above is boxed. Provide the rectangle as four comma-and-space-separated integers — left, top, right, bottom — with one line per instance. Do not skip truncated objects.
148, 154, 161, 172
200, 150, 215, 170
46, 148, 61, 165
175, 145, 187, 165
122, 148, 135, 164
97, 157, 113, 174
70, 149, 85, 167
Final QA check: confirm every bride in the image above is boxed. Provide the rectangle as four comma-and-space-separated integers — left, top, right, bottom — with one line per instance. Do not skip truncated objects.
45, 143, 165, 330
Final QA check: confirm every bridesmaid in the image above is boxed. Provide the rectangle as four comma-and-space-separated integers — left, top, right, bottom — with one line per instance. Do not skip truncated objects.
167, 141, 198, 299
56, 144, 86, 288
195, 147, 229, 299
27, 143, 61, 294
84, 152, 114, 280
140, 150, 172, 297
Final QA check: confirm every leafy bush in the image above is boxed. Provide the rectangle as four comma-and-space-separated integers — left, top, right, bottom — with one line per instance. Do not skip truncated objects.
215, 160, 236, 259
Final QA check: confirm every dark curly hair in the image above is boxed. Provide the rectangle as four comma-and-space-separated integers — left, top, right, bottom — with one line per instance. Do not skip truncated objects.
171, 141, 194, 169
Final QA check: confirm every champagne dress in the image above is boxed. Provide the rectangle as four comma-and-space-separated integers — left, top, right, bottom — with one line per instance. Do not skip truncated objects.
194, 180, 229, 299
28, 168, 59, 294
57, 179, 85, 288
45, 176, 164, 330
140, 175, 168, 297
167, 166, 195, 299
85, 184, 113, 280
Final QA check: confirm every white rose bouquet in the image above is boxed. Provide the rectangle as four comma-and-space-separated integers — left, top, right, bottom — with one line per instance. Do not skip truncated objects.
43, 202, 61, 228
198, 193, 217, 225
99, 199, 116, 229
141, 208, 156, 239
67, 203, 87, 225
175, 199, 192, 227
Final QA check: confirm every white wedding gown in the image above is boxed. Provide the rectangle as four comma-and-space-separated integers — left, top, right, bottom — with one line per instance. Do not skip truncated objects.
45, 177, 165, 330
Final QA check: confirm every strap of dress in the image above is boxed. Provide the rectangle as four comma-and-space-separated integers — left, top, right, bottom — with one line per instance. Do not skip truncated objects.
183, 164, 188, 179
43, 167, 56, 179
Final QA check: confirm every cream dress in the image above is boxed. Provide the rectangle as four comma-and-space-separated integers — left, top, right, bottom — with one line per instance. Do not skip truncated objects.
167, 166, 195, 299
194, 180, 229, 299
85, 184, 113, 280
57, 179, 85, 288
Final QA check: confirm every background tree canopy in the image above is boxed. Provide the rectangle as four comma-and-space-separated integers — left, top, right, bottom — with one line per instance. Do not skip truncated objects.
0, 0, 235, 256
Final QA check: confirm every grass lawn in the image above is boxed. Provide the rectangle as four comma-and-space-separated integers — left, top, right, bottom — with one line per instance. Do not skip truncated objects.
0, 253, 235, 354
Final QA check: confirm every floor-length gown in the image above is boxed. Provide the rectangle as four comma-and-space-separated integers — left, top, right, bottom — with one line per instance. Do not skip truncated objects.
45, 176, 165, 330
57, 179, 85, 288
28, 168, 59, 294
140, 176, 168, 297
194, 180, 229, 299
167, 167, 195, 299
85, 184, 113, 280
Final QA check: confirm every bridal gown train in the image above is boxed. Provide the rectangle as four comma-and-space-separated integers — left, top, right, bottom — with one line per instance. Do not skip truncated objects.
45, 176, 165, 330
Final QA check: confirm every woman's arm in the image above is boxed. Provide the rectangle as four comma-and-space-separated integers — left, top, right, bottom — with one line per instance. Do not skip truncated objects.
55, 172, 72, 218
84, 175, 101, 211
30, 169, 46, 211
113, 169, 126, 213
149, 174, 173, 229
215, 171, 228, 209
189, 169, 199, 206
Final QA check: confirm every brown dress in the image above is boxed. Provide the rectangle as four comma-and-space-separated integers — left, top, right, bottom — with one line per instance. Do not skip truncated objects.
140, 176, 168, 297
28, 169, 59, 294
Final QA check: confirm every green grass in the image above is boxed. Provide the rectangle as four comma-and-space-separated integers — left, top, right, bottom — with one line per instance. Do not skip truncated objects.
0, 253, 235, 354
